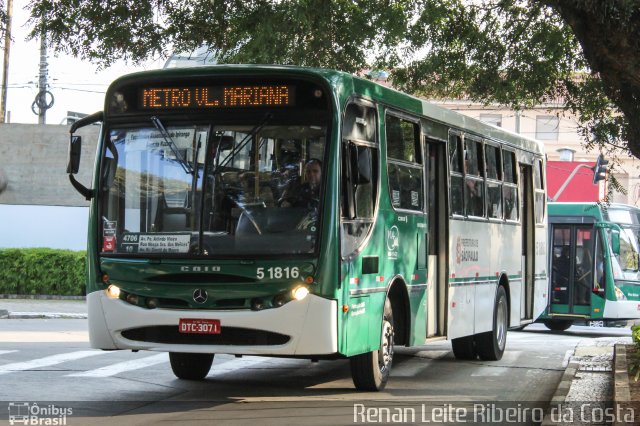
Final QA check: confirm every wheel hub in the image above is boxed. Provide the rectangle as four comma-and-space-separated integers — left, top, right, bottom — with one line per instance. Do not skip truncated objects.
379, 320, 394, 371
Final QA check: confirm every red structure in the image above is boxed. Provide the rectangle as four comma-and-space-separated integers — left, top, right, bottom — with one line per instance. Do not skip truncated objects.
546, 161, 601, 202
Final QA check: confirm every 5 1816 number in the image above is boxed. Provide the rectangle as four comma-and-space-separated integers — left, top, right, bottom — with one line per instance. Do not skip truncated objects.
256, 267, 300, 280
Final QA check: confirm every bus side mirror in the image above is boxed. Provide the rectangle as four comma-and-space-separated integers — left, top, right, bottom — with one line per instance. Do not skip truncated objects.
67, 110, 103, 200
611, 229, 620, 255
67, 135, 82, 174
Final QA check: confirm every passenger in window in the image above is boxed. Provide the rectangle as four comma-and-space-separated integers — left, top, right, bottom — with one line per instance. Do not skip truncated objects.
574, 245, 593, 304
466, 179, 483, 216
279, 158, 322, 209
504, 189, 516, 220
553, 246, 571, 304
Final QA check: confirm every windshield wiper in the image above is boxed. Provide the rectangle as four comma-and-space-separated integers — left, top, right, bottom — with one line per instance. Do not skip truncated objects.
150, 116, 193, 175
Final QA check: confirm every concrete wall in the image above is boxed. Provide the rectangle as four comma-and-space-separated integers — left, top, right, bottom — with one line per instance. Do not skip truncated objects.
0, 123, 100, 207
0, 124, 100, 249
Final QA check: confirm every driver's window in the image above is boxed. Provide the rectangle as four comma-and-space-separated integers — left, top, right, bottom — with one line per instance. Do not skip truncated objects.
341, 101, 378, 257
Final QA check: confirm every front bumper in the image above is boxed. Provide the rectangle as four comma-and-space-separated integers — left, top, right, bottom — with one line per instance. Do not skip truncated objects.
603, 299, 640, 320
88, 290, 338, 356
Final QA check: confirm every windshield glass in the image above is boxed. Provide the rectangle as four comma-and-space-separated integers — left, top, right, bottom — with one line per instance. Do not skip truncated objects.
100, 122, 327, 256
607, 226, 640, 281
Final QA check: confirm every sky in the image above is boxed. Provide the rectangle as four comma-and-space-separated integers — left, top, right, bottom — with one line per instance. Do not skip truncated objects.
2, 0, 164, 125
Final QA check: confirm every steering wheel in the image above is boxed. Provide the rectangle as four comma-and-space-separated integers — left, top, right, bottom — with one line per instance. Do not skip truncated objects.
277, 196, 298, 208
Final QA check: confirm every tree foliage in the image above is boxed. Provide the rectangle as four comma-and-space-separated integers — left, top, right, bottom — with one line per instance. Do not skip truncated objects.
2, 0, 640, 159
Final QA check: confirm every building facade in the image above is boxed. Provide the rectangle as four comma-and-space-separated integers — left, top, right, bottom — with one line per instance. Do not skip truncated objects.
436, 100, 640, 205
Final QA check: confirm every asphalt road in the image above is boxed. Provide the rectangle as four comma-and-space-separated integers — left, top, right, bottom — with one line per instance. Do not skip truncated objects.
0, 320, 631, 425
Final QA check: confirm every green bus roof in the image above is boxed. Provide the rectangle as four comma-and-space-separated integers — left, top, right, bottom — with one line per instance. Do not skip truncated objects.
548, 202, 640, 222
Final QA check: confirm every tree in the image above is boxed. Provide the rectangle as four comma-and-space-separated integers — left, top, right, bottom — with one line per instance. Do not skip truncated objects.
1, 1, 639, 159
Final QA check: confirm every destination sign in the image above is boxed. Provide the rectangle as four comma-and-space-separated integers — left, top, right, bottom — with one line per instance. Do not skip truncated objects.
139, 85, 295, 109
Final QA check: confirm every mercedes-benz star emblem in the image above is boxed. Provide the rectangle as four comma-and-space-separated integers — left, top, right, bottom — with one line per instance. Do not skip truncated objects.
193, 288, 208, 304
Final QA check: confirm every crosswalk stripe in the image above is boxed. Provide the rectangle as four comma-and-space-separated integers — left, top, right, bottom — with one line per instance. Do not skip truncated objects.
0, 350, 105, 376
0, 350, 19, 355
68, 353, 169, 377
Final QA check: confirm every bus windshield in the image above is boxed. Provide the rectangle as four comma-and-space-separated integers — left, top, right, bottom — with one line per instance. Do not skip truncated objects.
100, 122, 327, 256
608, 226, 640, 281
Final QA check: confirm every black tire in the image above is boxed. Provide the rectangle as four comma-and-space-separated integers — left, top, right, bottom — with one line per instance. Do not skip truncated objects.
350, 298, 394, 391
476, 285, 508, 361
169, 352, 214, 380
543, 319, 573, 331
451, 335, 477, 360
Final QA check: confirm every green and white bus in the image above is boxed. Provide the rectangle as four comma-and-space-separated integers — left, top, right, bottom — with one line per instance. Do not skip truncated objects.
541, 202, 640, 330
67, 65, 548, 391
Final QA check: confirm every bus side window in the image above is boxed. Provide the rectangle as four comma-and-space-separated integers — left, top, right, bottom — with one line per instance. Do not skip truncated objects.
502, 150, 518, 221
386, 114, 423, 211
464, 137, 484, 218
485, 143, 502, 219
595, 229, 606, 294
448, 133, 464, 216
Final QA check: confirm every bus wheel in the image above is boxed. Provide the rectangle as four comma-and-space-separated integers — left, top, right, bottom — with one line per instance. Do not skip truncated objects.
543, 319, 573, 331
350, 298, 394, 391
169, 352, 214, 380
451, 335, 477, 360
476, 285, 508, 361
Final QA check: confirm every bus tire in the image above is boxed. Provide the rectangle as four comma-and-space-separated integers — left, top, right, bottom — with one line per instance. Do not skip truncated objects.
451, 335, 477, 360
543, 319, 573, 331
169, 352, 214, 380
350, 297, 394, 391
476, 285, 508, 361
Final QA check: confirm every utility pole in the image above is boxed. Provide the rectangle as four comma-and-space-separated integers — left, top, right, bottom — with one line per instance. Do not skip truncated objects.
0, 0, 13, 123
31, 25, 53, 124
37, 31, 47, 124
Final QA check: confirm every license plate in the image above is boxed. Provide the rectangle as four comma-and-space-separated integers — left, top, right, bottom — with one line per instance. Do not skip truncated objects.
178, 319, 221, 334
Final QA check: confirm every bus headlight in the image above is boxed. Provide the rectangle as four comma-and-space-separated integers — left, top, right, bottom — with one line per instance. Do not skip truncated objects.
292, 285, 309, 301
106, 285, 121, 299
615, 286, 627, 301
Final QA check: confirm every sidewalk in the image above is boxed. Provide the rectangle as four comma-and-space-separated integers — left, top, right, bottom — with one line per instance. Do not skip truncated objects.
0, 297, 87, 319
542, 335, 633, 425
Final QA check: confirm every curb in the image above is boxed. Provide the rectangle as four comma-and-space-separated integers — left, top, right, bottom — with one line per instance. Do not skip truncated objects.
0, 294, 86, 300
541, 352, 579, 426
613, 343, 639, 425
4, 312, 87, 319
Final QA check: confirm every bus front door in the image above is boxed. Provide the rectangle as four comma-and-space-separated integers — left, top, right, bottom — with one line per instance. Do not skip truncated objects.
550, 224, 595, 317
520, 164, 535, 322
426, 139, 448, 337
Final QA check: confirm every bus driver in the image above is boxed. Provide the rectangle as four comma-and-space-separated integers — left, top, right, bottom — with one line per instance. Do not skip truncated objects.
279, 158, 322, 209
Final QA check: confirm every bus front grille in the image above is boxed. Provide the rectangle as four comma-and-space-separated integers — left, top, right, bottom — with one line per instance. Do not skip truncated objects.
121, 326, 290, 346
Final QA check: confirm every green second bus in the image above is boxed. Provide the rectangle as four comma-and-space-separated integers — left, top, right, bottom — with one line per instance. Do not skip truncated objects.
67, 65, 548, 390
541, 202, 640, 330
